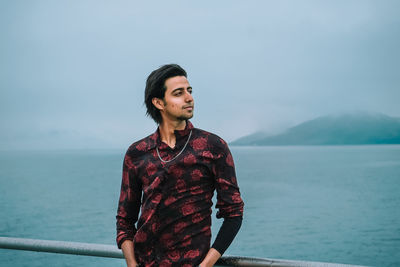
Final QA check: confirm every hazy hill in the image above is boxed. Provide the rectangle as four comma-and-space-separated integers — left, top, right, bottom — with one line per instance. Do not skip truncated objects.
231, 112, 400, 146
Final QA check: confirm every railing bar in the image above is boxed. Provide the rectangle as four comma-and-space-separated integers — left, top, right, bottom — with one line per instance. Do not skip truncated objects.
0, 237, 123, 258
0, 237, 369, 267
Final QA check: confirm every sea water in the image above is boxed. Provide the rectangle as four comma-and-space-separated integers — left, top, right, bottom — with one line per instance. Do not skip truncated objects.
0, 146, 399, 267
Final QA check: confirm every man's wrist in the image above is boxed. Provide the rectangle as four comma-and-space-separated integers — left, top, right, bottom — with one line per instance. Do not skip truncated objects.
126, 259, 139, 267
199, 247, 221, 267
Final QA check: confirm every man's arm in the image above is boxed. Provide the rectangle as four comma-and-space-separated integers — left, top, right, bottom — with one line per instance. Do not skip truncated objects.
203, 137, 244, 266
121, 240, 139, 267
211, 216, 243, 254
212, 138, 244, 220
116, 151, 142, 265
199, 216, 243, 266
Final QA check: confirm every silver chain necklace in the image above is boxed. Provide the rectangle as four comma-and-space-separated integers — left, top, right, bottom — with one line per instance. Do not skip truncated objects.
156, 129, 193, 163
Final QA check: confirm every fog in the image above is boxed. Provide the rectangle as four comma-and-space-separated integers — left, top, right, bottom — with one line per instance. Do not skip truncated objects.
1, 0, 399, 150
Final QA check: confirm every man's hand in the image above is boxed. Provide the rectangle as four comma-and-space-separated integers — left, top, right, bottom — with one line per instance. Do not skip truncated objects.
199, 248, 221, 267
121, 240, 139, 267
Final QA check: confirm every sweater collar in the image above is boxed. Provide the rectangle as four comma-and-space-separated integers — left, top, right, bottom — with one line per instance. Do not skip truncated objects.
148, 120, 194, 150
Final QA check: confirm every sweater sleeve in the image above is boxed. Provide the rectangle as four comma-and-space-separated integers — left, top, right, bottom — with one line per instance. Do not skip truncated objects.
116, 152, 142, 249
211, 216, 243, 255
213, 137, 244, 219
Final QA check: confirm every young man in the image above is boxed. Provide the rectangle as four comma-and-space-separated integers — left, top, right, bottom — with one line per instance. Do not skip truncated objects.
116, 64, 244, 267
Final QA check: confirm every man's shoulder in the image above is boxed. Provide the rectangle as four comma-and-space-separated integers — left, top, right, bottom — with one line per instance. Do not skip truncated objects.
193, 127, 229, 149
122, 133, 156, 170
125, 132, 156, 156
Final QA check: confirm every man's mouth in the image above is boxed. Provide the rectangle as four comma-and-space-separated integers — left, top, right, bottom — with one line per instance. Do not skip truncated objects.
183, 105, 194, 110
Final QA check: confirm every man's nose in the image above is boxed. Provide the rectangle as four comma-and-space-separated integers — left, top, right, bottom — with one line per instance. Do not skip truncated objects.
185, 91, 193, 102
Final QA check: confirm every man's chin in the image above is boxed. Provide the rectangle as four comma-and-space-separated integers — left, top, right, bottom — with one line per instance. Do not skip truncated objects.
178, 114, 194, 121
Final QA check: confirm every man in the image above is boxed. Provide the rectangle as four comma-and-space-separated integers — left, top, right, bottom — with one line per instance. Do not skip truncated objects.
116, 64, 244, 267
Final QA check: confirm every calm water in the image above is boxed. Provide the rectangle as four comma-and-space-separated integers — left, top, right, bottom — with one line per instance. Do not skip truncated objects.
0, 146, 399, 267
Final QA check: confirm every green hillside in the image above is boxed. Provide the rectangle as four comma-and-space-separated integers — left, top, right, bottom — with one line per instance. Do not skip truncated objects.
231, 112, 400, 146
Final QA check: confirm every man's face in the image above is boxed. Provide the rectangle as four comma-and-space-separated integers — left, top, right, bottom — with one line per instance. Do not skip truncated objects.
160, 75, 194, 122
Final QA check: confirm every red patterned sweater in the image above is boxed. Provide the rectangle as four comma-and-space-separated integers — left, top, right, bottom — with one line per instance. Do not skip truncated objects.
116, 121, 244, 266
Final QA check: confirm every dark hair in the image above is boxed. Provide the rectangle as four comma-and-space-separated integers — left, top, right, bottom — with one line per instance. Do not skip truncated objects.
144, 64, 187, 124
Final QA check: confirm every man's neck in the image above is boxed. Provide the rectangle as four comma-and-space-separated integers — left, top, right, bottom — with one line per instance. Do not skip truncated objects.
158, 120, 186, 148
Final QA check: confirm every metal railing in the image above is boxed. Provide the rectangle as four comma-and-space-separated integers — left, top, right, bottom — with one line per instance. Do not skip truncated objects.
0, 237, 368, 267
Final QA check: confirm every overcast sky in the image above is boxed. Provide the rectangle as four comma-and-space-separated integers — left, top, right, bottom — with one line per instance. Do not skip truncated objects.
1, 0, 399, 150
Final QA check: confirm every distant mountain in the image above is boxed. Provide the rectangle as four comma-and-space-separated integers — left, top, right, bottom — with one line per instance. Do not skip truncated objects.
231, 112, 400, 146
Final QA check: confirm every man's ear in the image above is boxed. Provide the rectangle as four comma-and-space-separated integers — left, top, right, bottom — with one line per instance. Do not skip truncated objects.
152, 97, 164, 111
